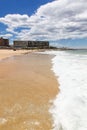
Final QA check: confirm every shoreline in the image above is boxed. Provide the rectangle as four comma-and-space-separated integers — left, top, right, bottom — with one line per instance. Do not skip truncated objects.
0, 50, 59, 130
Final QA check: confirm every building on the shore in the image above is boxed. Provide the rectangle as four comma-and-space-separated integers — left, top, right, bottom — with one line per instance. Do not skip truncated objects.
0, 37, 9, 47
13, 41, 28, 48
13, 40, 49, 49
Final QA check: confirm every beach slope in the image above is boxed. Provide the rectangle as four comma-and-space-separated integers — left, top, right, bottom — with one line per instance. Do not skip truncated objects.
0, 51, 58, 130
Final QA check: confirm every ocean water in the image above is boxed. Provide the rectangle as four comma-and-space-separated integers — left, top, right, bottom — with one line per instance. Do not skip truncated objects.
44, 50, 87, 130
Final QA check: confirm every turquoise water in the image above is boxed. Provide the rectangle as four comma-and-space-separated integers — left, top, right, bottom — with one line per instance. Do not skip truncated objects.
67, 49, 87, 55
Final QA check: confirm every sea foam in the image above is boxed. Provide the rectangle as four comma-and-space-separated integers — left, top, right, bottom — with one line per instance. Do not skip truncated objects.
37, 50, 87, 130
36, 51, 87, 130
49, 50, 87, 130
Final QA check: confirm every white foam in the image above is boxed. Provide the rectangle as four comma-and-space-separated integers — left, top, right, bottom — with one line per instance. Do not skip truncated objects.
43, 50, 87, 130
37, 50, 87, 130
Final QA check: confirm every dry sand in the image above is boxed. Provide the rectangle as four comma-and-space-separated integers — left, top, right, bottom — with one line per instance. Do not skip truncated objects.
0, 49, 32, 60
0, 50, 59, 130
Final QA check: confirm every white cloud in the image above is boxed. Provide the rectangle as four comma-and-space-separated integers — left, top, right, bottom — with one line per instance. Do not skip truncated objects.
0, 14, 30, 32
0, 33, 13, 38
0, 0, 87, 41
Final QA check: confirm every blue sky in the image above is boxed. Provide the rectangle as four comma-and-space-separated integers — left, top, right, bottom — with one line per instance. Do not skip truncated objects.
0, 0, 53, 16
0, 0, 87, 48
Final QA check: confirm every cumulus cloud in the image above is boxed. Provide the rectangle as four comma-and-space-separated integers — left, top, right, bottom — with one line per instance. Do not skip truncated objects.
0, 14, 30, 33
0, 0, 87, 41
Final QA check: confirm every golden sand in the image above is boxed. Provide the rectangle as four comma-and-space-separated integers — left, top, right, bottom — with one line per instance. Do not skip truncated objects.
0, 49, 32, 60
0, 51, 59, 130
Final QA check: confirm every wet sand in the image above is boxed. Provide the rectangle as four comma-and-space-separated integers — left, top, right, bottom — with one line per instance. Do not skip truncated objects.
0, 52, 59, 130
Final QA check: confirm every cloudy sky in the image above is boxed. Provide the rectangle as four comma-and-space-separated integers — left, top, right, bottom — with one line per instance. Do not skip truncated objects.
0, 0, 87, 48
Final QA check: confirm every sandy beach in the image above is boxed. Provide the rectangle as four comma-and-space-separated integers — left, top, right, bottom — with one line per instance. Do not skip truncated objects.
0, 50, 59, 130
0, 49, 33, 60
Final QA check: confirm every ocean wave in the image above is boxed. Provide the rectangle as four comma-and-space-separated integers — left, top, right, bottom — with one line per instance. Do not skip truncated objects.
50, 50, 87, 130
